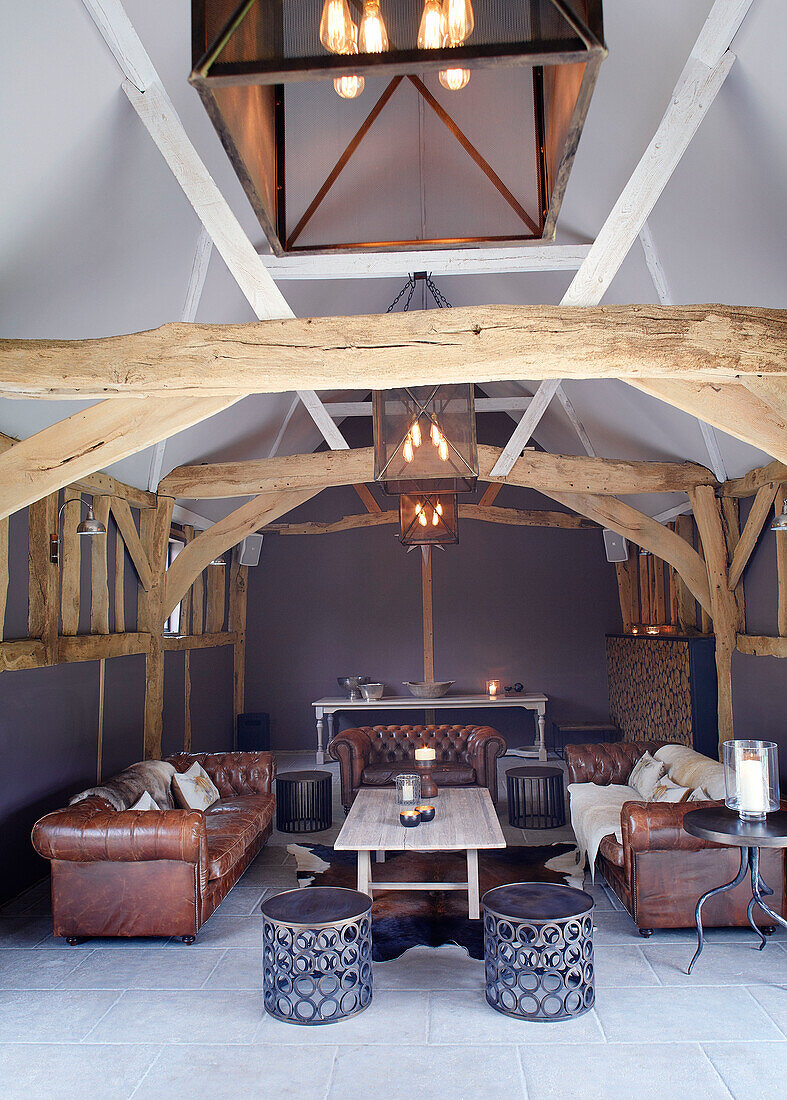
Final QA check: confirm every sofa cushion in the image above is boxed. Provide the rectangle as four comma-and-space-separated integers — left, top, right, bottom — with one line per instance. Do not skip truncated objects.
361, 762, 476, 787
629, 752, 666, 799
69, 760, 176, 811
129, 791, 159, 811
598, 833, 624, 868
687, 786, 711, 802
207, 795, 274, 831
655, 745, 725, 800
651, 777, 691, 803
567, 782, 639, 881
204, 810, 260, 880
172, 762, 221, 812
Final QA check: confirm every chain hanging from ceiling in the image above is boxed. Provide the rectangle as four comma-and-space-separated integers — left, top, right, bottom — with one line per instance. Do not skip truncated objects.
386, 272, 452, 313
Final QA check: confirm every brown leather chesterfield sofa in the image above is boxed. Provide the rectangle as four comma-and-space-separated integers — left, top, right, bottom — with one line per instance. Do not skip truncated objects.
566, 741, 786, 936
329, 724, 506, 812
31, 751, 275, 944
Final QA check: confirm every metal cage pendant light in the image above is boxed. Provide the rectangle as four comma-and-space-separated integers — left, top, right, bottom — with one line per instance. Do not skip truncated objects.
399, 491, 459, 547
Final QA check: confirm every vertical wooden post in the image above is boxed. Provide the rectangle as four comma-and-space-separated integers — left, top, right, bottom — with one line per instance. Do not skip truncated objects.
192, 568, 204, 635
206, 564, 225, 633
615, 551, 636, 632
638, 552, 651, 625
139, 496, 174, 760
184, 651, 192, 752
0, 515, 8, 641
721, 496, 744, 630
675, 515, 698, 633
28, 494, 59, 662
229, 555, 248, 745
690, 486, 739, 756
90, 495, 111, 634
181, 525, 194, 635
421, 546, 434, 681
653, 556, 666, 624
114, 524, 126, 633
776, 485, 787, 637
60, 487, 82, 636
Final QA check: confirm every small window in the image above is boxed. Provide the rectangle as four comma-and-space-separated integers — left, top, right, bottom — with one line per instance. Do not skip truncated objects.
164, 537, 185, 635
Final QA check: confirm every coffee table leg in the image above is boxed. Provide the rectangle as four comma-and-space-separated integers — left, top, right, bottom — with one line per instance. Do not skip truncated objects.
375, 850, 386, 863
467, 849, 480, 919
358, 850, 371, 897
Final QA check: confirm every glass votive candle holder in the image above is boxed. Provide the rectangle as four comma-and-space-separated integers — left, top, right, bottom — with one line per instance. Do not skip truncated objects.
396, 774, 421, 807
415, 804, 435, 822
723, 739, 780, 821
400, 809, 421, 827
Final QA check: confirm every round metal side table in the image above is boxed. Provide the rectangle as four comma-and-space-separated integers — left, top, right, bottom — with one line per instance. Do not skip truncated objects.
506, 766, 566, 829
261, 887, 373, 1025
482, 882, 595, 1021
276, 770, 333, 833
683, 807, 787, 974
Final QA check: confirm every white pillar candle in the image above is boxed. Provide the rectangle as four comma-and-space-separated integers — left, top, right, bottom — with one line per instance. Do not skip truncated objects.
415, 747, 436, 761
738, 755, 767, 813
401, 781, 414, 802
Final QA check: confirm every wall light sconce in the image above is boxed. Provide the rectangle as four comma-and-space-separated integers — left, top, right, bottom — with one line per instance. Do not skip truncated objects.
209, 555, 227, 566
771, 500, 787, 533
49, 497, 107, 565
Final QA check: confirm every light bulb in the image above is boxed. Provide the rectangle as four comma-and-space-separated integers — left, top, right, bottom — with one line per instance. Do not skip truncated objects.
436, 501, 443, 515
443, 0, 474, 45
411, 419, 422, 447
320, 0, 355, 54
359, 0, 389, 53
419, 511, 427, 527
418, 0, 446, 50
334, 72, 365, 98
439, 438, 449, 461
439, 66, 470, 90
403, 436, 414, 463
415, 501, 422, 514
430, 422, 441, 446
432, 511, 439, 526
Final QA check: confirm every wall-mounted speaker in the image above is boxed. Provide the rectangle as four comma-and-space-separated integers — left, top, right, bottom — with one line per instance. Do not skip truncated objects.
603, 529, 629, 563
238, 534, 263, 567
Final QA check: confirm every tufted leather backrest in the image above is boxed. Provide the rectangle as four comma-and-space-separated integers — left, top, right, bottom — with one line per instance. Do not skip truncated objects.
167, 752, 275, 797
565, 740, 668, 786
355, 725, 484, 765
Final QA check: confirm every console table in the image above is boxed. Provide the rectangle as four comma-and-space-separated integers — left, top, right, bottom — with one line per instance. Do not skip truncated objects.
312, 693, 548, 764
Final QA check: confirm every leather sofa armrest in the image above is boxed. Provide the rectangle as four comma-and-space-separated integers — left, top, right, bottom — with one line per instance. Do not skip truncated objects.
464, 726, 506, 791
566, 740, 667, 785
329, 727, 373, 808
167, 752, 276, 797
620, 798, 723, 882
31, 799, 207, 864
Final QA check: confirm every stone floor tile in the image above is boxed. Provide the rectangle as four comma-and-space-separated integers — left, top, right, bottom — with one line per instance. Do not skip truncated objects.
703, 1041, 787, 1096
591, 911, 696, 947
236, 860, 300, 888
255, 991, 428, 1045
134, 1044, 337, 1100
429, 990, 605, 1045
0, 1043, 158, 1100
173, 915, 263, 950
592, 946, 660, 987
581, 883, 618, 911
201, 949, 262, 990
519, 1043, 731, 1100
0, 914, 53, 947
60, 946, 226, 989
373, 945, 484, 991
213, 886, 266, 916
38, 934, 172, 949
0, 948, 94, 989
329, 1044, 524, 1099
0, 989, 121, 1042
86, 990, 262, 1045
746, 984, 787, 1036
642, 941, 787, 986
594, 985, 783, 1043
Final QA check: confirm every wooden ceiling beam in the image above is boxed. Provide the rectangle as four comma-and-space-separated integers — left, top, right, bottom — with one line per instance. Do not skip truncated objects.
265, 504, 598, 536
723, 460, 787, 498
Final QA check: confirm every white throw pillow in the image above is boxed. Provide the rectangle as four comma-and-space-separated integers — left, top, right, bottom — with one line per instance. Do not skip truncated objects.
651, 777, 691, 803
629, 751, 666, 800
172, 762, 220, 811
687, 786, 711, 802
129, 790, 159, 811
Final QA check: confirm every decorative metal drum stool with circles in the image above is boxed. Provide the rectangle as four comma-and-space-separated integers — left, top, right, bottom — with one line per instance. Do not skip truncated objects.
482, 882, 595, 1021
275, 770, 333, 833
261, 887, 372, 1025
506, 766, 566, 830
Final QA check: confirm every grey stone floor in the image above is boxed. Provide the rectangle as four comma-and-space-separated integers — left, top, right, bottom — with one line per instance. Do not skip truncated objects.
1, 751, 786, 1099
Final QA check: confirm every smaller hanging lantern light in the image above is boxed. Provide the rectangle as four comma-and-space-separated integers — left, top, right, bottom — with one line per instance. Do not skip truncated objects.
399, 491, 459, 547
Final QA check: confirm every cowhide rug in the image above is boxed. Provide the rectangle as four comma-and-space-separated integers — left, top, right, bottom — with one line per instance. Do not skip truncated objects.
287, 842, 583, 961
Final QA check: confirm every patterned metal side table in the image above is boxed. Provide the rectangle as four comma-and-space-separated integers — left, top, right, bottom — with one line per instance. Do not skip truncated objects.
483, 882, 595, 1021
506, 766, 566, 829
276, 770, 333, 833
261, 887, 373, 1025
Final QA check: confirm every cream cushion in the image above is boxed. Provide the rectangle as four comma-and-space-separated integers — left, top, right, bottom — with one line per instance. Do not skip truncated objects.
629, 751, 666, 799
567, 783, 639, 882
172, 762, 220, 811
129, 790, 159, 811
655, 745, 725, 800
651, 776, 691, 803
687, 786, 711, 802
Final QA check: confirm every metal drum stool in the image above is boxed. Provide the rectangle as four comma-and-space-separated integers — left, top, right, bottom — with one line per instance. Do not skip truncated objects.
276, 770, 333, 833
483, 882, 595, 1021
261, 887, 373, 1025
506, 766, 566, 829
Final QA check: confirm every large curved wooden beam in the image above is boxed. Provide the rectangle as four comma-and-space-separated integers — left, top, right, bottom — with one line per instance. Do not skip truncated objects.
0, 305, 784, 399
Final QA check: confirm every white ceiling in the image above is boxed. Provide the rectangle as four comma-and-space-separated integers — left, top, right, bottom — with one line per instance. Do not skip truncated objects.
0, 0, 783, 520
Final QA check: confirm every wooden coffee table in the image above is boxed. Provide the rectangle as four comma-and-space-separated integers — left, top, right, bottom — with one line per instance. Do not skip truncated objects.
335, 788, 506, 919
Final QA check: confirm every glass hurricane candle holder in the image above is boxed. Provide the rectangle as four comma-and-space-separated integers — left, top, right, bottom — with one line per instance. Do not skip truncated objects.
395, 774, 421, 807
487, 679, 502, 698
723, 740, 780, 821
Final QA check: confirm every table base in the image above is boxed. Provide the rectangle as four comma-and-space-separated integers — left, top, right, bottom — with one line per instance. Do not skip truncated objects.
356, 848, 481, 919
688, 845, 786, 974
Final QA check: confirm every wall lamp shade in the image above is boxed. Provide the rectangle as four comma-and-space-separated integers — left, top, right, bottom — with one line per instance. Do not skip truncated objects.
50, 498, 107, 564
771, 500, 787, 532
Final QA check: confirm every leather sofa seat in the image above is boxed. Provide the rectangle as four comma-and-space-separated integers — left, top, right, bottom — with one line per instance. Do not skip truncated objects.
598, 833, 624, 868
207, 794, 275, 827
205, 811, 259, 880
361, 762, 476, 787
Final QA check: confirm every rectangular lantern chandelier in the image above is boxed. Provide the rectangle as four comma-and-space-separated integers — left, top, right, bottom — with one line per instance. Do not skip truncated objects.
190, 1, 605, 254
399, 491, 459, 546
373, 385, 478, 494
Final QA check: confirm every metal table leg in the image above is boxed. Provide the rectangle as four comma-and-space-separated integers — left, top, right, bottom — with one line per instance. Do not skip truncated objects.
687, 846, 750, 974
749, 846, 787, 936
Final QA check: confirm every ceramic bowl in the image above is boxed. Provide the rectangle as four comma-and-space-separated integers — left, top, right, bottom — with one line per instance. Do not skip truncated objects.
403, 680, 455, 699
360, 683, 384, 701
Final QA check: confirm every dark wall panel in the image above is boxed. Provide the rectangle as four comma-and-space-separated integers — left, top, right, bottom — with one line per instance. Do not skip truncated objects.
163, 650, 186, 759
189, 644, 235, 752
102, 652, 147, 778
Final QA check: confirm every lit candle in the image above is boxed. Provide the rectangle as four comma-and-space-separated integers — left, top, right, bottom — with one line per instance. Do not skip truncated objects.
415, 747, 436, 761
487, 679, 501, 698
400, 809, 421, 827
415, 804, 435, 822
738, 753, 768, 814
401, 780, 414, 802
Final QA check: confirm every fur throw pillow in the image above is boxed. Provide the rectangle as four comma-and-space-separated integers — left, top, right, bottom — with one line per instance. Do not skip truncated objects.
70, 761, 176, 811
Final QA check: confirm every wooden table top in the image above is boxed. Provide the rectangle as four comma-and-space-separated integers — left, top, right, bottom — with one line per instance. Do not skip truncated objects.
335, 788, 507, 852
